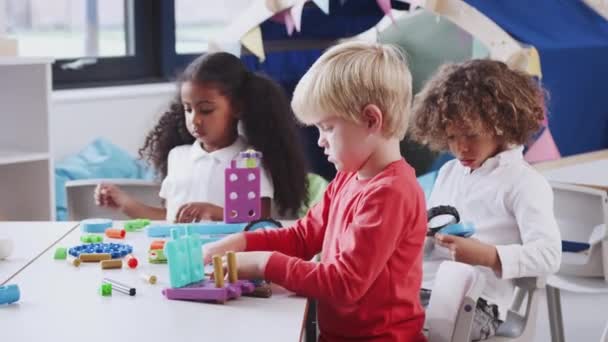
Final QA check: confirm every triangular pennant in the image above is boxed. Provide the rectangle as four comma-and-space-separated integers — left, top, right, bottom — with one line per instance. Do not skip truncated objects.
376, 0, 395, 23
525, 127, 561, 163
291, 0, 308, 32
312, 0, 330, 14
241, 26, 266, 62
271, 10, 296, 36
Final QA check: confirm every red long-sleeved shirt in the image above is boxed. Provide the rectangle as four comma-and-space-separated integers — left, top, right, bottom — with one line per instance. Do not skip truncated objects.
245, 159, 427, 341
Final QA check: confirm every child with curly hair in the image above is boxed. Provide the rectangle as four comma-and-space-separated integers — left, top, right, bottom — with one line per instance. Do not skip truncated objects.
410, 59, 561, 340
95, 52, 309, 222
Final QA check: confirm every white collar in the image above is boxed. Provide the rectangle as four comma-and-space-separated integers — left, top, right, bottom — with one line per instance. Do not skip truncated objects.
189, 135, 247, 163
461, 146, 524, 174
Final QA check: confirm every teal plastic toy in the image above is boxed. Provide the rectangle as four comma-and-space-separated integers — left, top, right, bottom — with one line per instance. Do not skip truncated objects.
164, 227, 204, 288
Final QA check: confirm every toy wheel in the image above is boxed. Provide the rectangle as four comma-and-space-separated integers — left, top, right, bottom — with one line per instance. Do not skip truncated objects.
244, 218, 283, 231
427, 205, 460, 237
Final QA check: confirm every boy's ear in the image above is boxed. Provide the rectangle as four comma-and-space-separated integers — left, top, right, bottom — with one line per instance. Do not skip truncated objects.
362, 104, 383, 133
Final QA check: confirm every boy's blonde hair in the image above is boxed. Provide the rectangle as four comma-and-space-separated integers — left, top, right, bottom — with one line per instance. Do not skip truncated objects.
292, 40, 412, 139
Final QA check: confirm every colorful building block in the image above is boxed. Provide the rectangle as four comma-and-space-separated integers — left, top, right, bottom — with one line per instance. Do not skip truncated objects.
124, 218, 151, 232
146, 218, 282, 239
100, 283, 112, 296
224, 151, 262, 223
54, 247, 67, 260
164, 227, 204, 288
80, 218, 112, 233
0, 284, 20, 304
148, 240, 167, 264
69, 242, 133, 259
80, 234, 103, 243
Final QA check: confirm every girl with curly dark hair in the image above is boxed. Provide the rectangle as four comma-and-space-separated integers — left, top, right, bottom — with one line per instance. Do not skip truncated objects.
410, 59, 561, 340
95, 52, 309, 222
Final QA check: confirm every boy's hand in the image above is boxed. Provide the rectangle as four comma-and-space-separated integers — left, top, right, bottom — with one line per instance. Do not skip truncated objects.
203, 233, 247, 264
94, 184, 133, 211
175, 202, 222, 222
435, 234, 502, 274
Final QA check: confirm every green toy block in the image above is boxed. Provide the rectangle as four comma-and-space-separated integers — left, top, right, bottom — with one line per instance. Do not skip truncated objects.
54, 247, 67, 260
148, 248, 167, 264
100, 283, 112, 296
80, 234, 103, 243
124, 218, 151, 232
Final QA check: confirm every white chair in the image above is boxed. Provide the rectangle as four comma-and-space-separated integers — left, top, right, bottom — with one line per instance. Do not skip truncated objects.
65, 178, 161, 220
551, 182, 608, 281
426, 261, 544, 342
601, 320, 608, 342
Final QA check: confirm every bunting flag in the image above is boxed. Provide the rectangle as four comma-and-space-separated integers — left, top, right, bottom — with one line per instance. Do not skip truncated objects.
312, 0, 330, 14
240, 26, 266, 62
524, 127, 561, 163
291, 0, 309, 32
271, 10, 296, 36
376, 0, 395, 23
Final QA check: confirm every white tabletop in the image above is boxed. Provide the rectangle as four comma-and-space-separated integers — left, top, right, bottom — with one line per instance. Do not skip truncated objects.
0, 221, 308, 342
0, 221, 79, 284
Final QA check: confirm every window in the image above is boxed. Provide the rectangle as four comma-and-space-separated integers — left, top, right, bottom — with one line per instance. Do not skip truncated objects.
174, 0, 253, 54
5, 0, 131, 59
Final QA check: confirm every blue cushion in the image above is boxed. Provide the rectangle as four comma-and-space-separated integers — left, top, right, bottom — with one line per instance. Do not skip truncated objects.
54, 138, 155, 220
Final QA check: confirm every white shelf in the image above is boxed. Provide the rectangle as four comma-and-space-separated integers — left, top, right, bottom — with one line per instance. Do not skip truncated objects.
0, 149, 50, 165
0, 59, 54, 220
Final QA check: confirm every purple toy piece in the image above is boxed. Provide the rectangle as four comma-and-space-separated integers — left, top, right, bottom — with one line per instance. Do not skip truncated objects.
224, 152, 262, 223
162, 279, 255, 302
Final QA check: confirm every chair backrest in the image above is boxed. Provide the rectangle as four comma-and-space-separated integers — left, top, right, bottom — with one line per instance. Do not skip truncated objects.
427, 261, 486, 342
551, 182, 608, 280
65, 179, 161, 221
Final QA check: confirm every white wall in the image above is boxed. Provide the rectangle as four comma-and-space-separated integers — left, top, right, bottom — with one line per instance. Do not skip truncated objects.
51, 83, 175, 161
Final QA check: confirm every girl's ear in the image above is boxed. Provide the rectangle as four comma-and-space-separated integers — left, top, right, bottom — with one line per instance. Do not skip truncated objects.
362, 104, 383, 133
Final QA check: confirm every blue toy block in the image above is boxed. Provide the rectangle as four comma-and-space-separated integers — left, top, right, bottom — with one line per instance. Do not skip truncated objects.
68, 242, 133, 259
0, 284, 20, 305
164, 227, 204, 288
81, 218, 112, 233
438, 222, 476, 238
147, 222, 247, 238
147, 219, 283, 238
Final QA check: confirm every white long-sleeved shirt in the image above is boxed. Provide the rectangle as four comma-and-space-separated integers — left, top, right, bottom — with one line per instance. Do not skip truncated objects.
423, 146, 561, 319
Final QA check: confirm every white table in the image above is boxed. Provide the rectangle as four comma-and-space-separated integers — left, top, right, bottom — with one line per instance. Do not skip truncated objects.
0, 221, 79, 284
0, 221, 308, 342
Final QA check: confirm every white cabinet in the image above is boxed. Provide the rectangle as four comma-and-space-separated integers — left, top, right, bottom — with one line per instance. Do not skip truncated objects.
0, 57, 54, 220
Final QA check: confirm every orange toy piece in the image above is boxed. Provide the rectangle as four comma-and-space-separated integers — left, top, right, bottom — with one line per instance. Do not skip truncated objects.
150, 240, 165, 250
105, 229, 126, 239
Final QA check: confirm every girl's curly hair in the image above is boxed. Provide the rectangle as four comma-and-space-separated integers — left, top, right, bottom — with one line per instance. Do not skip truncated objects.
409, 59, 547, 151
139, 53, 309, 217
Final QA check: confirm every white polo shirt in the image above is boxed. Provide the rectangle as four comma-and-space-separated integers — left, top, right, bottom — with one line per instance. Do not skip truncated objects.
423, 146, 561, 319
159, 136, 273, 222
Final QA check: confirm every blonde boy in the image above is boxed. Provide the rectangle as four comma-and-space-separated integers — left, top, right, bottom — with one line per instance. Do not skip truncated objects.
205, 41, 427, 341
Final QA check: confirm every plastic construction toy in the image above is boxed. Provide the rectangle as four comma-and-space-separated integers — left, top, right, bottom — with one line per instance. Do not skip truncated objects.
80, 234, 103, 243
124, 218, 151, 232
54, 247, 67, 260
162, 230, 255, 303
68, 242, 133, 259
80, 218, 112, 233
427, 205, 475, 238
146, 218, 282, 240
148, 240, 167, 264
105, 229, 126, 239
0, 284, 20, 305
225, 150, 262, 223
100, 283, 112, 296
